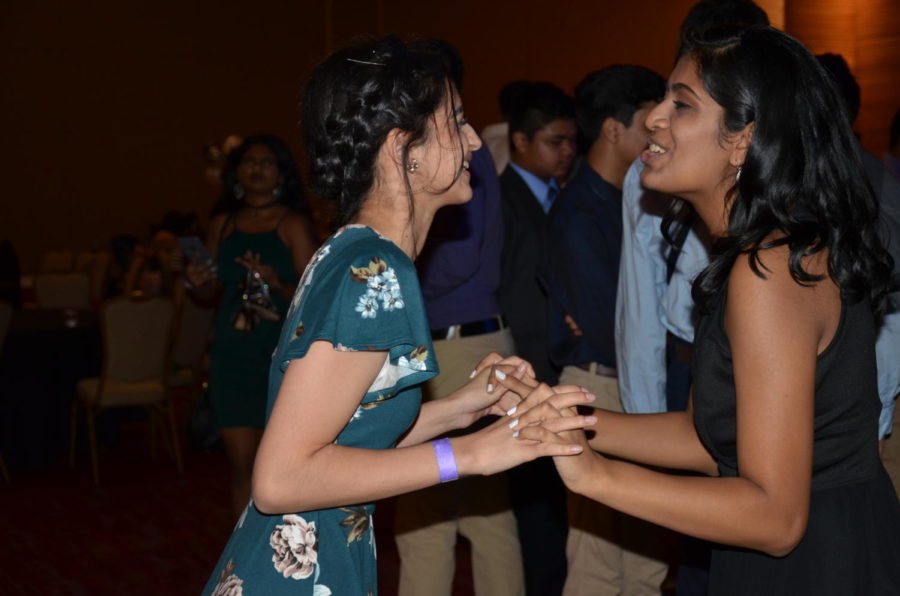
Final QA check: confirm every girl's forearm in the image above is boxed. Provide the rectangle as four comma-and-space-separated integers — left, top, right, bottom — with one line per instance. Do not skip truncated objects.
396, 396, 468, 447
588, 409, 717, 475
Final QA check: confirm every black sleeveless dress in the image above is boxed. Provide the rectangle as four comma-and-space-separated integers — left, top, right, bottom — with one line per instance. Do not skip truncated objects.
692, 290, 900, 595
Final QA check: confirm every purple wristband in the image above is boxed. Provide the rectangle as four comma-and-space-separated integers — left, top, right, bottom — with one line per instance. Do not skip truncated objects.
431, 438, 459, 483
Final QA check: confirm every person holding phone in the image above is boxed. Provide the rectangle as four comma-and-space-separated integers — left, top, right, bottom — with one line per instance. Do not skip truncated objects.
185, 134, 317, 516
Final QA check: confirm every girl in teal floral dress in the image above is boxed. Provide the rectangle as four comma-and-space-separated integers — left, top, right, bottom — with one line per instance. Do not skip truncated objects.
202, 37, 596, 595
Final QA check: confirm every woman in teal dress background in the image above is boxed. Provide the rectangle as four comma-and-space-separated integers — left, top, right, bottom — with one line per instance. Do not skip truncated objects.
201, 37, 597, 595
187, 134, 317, 516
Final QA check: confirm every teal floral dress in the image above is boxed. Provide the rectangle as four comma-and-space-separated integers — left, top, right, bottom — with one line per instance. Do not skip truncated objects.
202, 225, 438, 596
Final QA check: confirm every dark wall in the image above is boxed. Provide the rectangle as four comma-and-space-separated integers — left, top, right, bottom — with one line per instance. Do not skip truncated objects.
1, 0, 702, 271
3, 1, 896, 273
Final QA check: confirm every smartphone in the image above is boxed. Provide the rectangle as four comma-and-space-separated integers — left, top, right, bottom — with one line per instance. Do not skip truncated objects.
178, 235, 214, 266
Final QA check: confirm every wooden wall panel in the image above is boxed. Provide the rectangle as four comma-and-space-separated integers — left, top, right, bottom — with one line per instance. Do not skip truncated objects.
785, 0, 900, 155
855, 0, 900, 157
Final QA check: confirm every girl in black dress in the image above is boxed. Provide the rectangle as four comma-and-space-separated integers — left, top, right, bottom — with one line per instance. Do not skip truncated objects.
513, 26, 900, 594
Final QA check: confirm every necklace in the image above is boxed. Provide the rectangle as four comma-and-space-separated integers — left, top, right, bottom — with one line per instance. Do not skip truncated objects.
243, 200, 279, 217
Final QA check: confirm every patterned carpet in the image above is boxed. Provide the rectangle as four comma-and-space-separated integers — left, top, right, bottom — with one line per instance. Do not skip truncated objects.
0, 422, 474, 596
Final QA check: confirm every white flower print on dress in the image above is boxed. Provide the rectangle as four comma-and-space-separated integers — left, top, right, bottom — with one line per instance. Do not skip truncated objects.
312, 563, 332, 596
398, 345, 429, 371
351, 260, 405, 319
355, 294, 378, 318
211, 574, 243, 596
270, 514, 319, 580
398, 355, 427, 371
211, 559, 244, 596
381, 287, 404, 312
367, 274, 388, 295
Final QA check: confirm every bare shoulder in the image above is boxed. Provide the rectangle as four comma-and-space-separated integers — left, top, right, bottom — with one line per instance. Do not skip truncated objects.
728, 245, 796, 297
726, 244, 839, 354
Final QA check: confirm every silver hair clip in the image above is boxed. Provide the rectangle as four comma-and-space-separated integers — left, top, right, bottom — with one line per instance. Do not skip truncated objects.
346, 58, 384, 66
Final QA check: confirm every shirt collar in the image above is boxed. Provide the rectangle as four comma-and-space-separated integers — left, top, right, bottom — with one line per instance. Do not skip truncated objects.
509, 161, 559, 213
574, 161, 621, 200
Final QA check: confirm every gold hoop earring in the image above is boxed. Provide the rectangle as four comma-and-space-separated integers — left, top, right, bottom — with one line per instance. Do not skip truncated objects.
406, 159, 419, 173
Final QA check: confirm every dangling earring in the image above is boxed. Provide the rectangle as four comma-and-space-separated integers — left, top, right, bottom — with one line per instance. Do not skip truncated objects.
234, 182, 246, 199
406, 159, 419, 173
272, 185, 282, 198
735, 165, 743, 183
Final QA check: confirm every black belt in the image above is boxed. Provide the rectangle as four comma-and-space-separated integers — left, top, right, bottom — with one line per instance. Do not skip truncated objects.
431, 316, 506, 340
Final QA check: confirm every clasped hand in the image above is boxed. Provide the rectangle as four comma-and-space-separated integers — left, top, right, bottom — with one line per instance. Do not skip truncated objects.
447, 354, 598, 477
499, 373, 599, 491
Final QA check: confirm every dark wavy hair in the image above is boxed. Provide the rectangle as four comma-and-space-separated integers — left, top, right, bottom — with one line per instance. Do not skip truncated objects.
507, 82, 575, 140
211, 134, 309, 217
679, 0, 769, 55
301, 36, 461, 228
676, 26, 894, 316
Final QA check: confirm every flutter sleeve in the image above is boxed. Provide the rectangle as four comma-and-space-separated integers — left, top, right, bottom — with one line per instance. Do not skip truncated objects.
275, 230, 439, 396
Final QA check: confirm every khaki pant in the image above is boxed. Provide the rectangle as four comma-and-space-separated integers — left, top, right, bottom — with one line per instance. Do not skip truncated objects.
394, 329, 525, 596
560, 365, 669, 596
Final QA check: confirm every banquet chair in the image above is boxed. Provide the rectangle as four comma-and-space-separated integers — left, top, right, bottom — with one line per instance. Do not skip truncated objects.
34, 272, 91, 309
74, 250, 111, 303
69, 296, 182, 484
0, 301, 11, 483
168, 294, 215, 409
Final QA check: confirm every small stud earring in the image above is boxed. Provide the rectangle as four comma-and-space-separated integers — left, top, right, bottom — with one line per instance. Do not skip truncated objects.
406, 159, 419, 173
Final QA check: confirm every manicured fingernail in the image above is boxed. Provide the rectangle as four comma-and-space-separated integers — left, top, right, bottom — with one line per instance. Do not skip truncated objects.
585, 416, 598, 424
506, 406, 517, 417
508, 418, 519, 429
585, 392, 596, 401
512, 430, 520, 438
469, 369, 477, 379
569, 445, 583, 453
487, 384, 494, 393
495, 369, 507, 380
